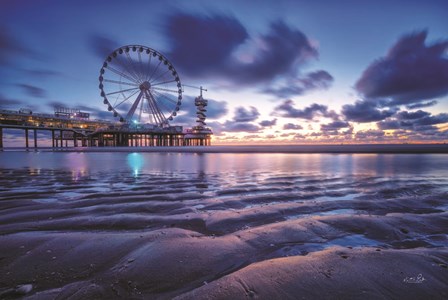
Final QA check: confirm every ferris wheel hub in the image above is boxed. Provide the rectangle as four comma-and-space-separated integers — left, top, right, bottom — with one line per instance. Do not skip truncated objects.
139, 81, 151, 91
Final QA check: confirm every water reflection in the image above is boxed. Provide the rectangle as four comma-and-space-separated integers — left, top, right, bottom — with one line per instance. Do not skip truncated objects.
0, 152, 447, 179
195, 154, 208, 191
127, 153, 144, 177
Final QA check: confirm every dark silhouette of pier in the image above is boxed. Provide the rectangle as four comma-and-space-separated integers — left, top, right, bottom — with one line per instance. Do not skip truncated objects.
0, 108, 212, 149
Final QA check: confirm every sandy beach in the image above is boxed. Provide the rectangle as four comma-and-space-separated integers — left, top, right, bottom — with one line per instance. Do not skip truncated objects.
0, 153, 447, 299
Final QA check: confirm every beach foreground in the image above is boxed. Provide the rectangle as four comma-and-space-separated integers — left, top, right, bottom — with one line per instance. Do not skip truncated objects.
0, 153, 447, 299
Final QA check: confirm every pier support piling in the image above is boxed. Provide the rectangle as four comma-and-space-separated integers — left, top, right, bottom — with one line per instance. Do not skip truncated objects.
25, 129, 29, 148
33, 129, 37, 148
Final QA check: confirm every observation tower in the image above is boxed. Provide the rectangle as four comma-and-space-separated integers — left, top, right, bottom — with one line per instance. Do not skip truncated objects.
184, 86, 213, 146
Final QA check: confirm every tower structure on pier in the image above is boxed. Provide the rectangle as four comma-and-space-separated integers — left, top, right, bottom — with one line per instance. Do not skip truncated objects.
184, 86, 213, 146
195, 87, 208, 128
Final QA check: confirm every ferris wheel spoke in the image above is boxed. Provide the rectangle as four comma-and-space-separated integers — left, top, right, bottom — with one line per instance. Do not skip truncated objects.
145, 53, 153, 81
150, 68, 171, 85
125, 52, 144, 82
113, 89, 140, 109
152, 90, 178, 105
151, 79, 177, 87
114, 57, 141, 83
143, 92, 158, 124
146, 90, 167, 125
105, 65, 139, 83
125, 91, 144, 121
138, 95, 144, 123
148, 59, 162, 82
137, 51, 147, 82
151, 93, 177, 119
151, 87, 180, 93
106, 87, 139, 96
104, 79, 139, 87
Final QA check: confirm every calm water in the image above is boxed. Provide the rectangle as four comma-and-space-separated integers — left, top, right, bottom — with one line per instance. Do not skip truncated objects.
1, 151, 448, 177
0, 151, 447, 251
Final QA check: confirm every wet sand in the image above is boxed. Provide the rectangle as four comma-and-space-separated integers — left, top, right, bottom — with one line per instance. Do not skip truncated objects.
0, 168, 447, 299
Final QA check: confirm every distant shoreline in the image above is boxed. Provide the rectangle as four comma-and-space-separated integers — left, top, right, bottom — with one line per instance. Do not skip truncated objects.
1, 144, 448, 154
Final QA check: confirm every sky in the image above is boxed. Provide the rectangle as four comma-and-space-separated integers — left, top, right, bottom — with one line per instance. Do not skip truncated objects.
1, 0, 447, 144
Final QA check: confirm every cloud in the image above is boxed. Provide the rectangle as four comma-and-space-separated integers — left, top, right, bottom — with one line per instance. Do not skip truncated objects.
179, 95, 229, 120
413, 113, 448, 126
165, 14, 332, 97
274, 100, 335, 120
395, 110, 430, 120
342, 100, 397, 122
88, 34, 120, 59
0, 26, 32, 65
320, 120, 351, 132
221, 121, 260, 132
17, 84, 46, 98
0, 94, 22, 108
166, 13, 248, 76
263, 70, 333, 98
234, 106, 260, 122
406, 100, 438, 110
22, 68, 61, 77
259, 118, 277, 127
376, 110, 448, 132
283, 123, 303, 130
355, 30, 448, 105
75, 105, 115, 120
377, 120, 401, 130
354, 130, 385, 140
231, 21, 317, 83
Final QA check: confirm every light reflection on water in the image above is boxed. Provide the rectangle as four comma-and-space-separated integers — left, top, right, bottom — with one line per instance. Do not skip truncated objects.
0, 152, 447, 178
127, 153, 144, 177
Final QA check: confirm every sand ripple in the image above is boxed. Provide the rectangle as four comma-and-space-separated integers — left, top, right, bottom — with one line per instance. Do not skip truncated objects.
0, 168, 447, 299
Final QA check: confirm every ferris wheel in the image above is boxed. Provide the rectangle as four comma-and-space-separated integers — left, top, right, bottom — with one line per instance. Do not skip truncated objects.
99, 45, 182, 126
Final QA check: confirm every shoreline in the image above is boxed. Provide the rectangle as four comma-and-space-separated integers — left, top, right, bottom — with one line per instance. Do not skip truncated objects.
1, 143, 448, 154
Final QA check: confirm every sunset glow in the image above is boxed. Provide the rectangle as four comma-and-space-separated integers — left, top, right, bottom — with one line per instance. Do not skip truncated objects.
0, 0, 447, 145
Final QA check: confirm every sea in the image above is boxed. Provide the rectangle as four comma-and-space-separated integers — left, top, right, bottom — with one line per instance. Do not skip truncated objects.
1, 150, 448, 298
1, 150, 447, 203
0, 150, 447, 243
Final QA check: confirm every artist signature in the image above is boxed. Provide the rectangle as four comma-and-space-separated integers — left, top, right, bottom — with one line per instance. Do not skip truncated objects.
403, 274, 426, 284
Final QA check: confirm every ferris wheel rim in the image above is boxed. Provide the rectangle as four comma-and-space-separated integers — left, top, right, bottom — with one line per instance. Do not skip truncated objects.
98, 45, 182, 125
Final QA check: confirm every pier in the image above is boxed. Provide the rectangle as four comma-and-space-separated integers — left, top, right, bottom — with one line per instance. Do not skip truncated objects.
0, 109, 211, 149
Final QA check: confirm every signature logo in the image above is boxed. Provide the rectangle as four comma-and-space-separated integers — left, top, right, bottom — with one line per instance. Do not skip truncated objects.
403, 274, 425, 284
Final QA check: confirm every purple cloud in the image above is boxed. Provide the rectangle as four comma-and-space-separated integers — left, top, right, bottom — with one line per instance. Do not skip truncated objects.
395, 110, 430, 120
234, 106, 260, 122
0, 94, 22, 107
342, 100, 397, 122
180, 95, 229, 120
232, 21, 317, 83
355, 31, 448, 105
406, 100, 438, 110
17, 84, 46, 98
166, 13, 248, 76
377, 110, 448, 132
263, 70, 333, 98
283, 123, 303, 130
222, 121, 260, 133
274, 100, 334, 120
0, 26, 32, 65
88, 34, 120, 59
259, 119, 277, 127
320, 121, 351, 132
165, 14, 332, 97
355, 130, 385, 140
